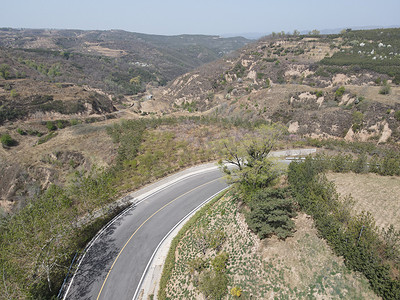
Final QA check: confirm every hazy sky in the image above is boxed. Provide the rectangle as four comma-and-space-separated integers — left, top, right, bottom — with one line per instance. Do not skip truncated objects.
1, 0, 399, 36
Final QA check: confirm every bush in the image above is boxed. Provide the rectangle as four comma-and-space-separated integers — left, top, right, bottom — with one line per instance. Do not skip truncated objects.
395, 111, 400, 121
315, 90, 324, 98
70, 119, 79, 126
379, 84, 391, 95
351, 111, 364, 132
10, 89, 19, 98
37, 132, 58, 145
46, 121, 57, 131
56, 120, 64, 129
198, 269, 228, 299
1, 134, 17, 147
16, 128, 26, 135
335, 86, 345, 99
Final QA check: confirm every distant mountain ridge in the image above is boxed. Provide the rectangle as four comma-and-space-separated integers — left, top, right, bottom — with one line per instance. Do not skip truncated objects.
0, 28, 250, 95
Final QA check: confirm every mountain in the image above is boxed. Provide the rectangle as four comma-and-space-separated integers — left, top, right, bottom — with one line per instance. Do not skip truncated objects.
0, 28, 250, 96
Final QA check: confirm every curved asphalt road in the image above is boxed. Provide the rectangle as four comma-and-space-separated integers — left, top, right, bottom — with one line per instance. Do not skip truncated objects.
63, 167, 227, 300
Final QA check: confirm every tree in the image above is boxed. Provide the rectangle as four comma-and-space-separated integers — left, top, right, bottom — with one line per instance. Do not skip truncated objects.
293, 29, 300, 36
218, 123, 287, 198
129, 75, 141, 85
245, 188, 296, 239
309, 29, 320, 36
219, 123, 286, 171
0, 64, 10, 79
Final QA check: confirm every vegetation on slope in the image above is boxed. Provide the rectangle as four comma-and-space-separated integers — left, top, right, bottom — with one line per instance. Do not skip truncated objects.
0, 28, 249, 95
288, 155, 400, 299
321, 28, 400, 83
0, 116, 273, 299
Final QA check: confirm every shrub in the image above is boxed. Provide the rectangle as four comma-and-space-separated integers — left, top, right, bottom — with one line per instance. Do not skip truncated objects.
265, 78, 271, 88
335, 86, 345, 99
37, 132, 58, 145
395, 111, 400, 121
379, 84, 391, 95
1, 134, 17, 147
315, 90, 324, 98
198, 269, 228, 299
0, 63, 10, 79
230, 286, 242, 297
16, 128, 26, 135
393, 74, 400, 85
46, 121, 57, 131
70, 119, 80, 126
10, 89, 19, 98
351, 111, 364, 132
56, 120, 65, 129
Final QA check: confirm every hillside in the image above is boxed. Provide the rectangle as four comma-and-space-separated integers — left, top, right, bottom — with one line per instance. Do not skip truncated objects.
152, 28, 400, 143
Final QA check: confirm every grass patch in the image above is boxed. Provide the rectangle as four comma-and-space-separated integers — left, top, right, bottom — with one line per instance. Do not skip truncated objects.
158, 189, 228, 300
37, 131, 58, 145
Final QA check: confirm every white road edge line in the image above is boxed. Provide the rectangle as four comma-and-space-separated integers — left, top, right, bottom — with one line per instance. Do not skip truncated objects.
132, 186, 230, 300
62, 165, 220, 300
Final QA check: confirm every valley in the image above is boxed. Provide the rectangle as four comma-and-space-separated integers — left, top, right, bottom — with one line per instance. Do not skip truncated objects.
0, 27, 399, 299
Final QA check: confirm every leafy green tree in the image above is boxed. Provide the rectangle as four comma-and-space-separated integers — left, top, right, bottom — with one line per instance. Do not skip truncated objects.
351, 111, 364, 132
293, 29, 300, 36
219, 123, 286, 199
352, 153, 368, 173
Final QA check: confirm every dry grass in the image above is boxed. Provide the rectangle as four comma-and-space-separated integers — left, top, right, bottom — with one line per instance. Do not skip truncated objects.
6, 120, 117, 168
0, 79, 95, 102
345, 84, 400, 106
165, 195, 378, 299
326, 172, 400, 230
